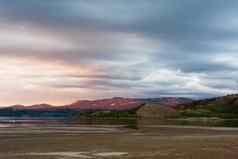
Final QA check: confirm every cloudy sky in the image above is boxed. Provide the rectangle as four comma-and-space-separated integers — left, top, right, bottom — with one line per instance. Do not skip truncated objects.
0, 0, 237, 105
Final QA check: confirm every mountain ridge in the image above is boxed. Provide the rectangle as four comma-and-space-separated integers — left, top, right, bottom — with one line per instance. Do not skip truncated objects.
0, 97, 192, 110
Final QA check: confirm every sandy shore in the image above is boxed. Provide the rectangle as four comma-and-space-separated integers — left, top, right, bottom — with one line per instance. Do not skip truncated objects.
0, 124, 238, 159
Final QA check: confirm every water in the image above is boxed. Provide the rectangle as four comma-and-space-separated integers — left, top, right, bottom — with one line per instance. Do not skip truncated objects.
1, 117, 238, 128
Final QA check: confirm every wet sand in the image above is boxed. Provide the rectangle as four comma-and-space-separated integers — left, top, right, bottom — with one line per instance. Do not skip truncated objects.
0, 124, 238, 159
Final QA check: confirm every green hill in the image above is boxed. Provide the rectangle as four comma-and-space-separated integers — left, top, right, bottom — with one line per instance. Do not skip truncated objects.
177, 94, 238, 118
137, 104, 179, 119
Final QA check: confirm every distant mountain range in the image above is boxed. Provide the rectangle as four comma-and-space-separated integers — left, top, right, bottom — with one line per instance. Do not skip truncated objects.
2, 95, 238, 118
0, 97, 192, 117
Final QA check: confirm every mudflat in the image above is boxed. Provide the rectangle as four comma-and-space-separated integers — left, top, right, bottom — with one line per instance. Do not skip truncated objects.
0, 123, 238, 159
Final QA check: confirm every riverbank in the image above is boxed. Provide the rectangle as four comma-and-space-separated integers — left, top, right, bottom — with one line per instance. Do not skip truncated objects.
1, 120, 238, 159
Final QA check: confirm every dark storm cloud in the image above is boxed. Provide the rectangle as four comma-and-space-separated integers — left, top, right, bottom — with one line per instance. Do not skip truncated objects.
1, 0, 237, 69
0, 0, 237, 101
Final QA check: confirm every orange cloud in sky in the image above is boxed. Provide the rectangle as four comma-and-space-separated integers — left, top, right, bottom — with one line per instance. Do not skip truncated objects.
0, 57, 99, 105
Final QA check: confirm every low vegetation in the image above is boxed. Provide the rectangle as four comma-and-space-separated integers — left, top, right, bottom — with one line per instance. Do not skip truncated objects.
79, 110, 138, 119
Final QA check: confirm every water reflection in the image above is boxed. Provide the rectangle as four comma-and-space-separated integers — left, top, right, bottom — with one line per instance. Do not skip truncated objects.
1, 117, 238, 128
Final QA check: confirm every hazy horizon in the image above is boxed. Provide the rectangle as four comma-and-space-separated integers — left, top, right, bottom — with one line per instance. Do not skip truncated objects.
0, 0, 238, 105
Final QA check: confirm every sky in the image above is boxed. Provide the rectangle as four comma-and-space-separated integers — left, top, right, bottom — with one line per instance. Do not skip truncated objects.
0, 0, 237, 105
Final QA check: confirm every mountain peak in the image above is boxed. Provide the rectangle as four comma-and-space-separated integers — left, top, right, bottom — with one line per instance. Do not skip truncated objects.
69, 97, 144, 111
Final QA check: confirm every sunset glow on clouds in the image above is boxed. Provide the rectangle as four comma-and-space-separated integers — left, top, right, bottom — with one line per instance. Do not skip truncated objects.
0, 0, 238, 105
